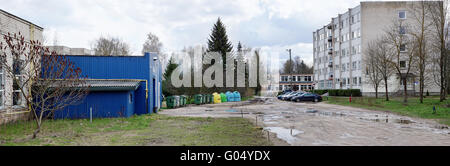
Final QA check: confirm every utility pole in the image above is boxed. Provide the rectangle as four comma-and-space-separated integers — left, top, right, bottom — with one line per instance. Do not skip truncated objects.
287, 49, 293, 90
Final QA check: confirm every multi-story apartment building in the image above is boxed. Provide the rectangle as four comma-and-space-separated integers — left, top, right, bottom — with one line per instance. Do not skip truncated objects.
313, 1, 441, 96
279, 74, 313, 91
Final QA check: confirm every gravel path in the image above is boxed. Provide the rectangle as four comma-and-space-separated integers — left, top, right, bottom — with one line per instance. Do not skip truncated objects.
159, 97, 450, 146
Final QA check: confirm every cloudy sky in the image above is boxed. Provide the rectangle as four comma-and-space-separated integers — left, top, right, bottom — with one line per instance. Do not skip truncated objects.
0, 0, 409, 65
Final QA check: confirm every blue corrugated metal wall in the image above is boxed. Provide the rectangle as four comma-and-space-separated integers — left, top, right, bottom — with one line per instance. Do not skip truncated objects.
64, 53, 161, 116
54, 91, 134, 119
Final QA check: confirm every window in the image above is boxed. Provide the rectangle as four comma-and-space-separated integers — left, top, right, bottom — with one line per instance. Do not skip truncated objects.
0, 64, 3, 107
357, 12, 361, 22
353, 77, 358, 85
399, 26, 406, 35
359, 77, 362, 85
13, 76, 22, 106
352, 61, 357, 70
13, 59, 23, 106
400, 44, 406, 52
399, 11, 406, 19
400, 61, 406, 68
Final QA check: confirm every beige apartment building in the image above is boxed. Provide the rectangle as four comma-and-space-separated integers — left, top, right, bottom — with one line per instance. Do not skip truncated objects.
313, 1, 442, 96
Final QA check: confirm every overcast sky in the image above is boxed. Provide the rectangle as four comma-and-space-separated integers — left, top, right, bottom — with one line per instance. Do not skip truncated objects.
0, 0, 411, 65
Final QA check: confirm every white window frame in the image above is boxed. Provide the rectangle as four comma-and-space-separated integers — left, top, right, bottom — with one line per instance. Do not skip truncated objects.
0, 65, 3, 108
400, 44, 407, 52
398, 11, 406, 19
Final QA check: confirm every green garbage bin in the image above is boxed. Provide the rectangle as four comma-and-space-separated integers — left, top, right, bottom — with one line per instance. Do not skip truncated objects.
194, 94, 203, 105
202, 94, 208, 104
208, 94, 213, 104
220, 93, 227, 102
180, 95, 187, 107
174, 96, 180, 107
166, 96, 175, 109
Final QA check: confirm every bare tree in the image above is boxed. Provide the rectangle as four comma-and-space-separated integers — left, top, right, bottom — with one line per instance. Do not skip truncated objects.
0, 32, 89, 138
426, 0, 449, 102
142, 32, 163, 55
142, 32, 168, 69
365, 37, 393, 100
92, 36, 131, 56
409, 1, 433, 104
364, 40, 384, 99
385, 19, 416, 103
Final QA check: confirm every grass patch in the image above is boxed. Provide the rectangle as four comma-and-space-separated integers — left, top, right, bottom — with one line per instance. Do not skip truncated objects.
325, 96, 450, 125
0, 114, 270, 146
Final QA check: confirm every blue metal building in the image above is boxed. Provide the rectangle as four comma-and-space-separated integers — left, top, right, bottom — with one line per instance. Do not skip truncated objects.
53, 53, 162, 119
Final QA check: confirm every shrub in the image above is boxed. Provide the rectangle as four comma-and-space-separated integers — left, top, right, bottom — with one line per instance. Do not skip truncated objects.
312, 89, 361, 97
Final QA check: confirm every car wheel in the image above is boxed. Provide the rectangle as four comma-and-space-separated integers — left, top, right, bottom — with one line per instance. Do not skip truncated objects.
296, 99, 300, 102
314, 98, 318, 102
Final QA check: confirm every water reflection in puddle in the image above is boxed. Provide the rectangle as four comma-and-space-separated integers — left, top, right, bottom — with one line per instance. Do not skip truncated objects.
264, 127, 304, 145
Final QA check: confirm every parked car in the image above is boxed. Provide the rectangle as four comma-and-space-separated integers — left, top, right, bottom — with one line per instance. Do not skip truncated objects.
282, 91, 302, 100
277, 91, 294, 100
289, 92, 305, 101
292, 93, 322, 102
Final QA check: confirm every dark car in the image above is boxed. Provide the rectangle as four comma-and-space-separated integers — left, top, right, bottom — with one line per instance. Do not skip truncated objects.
278, 91, 295, 100
292, 93, 322, 102
281, 91, 299, 100
287, 92, 305, 101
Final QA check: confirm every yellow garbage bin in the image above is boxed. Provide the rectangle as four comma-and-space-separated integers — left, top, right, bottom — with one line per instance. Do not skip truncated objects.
213, 92, 222, 104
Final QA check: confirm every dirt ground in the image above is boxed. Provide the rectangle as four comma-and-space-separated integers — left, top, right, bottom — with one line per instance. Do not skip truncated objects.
160, 97, 450, 146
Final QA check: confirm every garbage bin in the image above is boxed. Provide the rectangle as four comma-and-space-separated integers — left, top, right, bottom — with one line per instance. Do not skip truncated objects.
209, 94, 214, 104
174, 95, 180, 107
204, 94, 210, 104
220, 93, 227, 102
201, 94, 207, 104
213, 93, 221, 104
226, 91, 234, 102
180, 95, 186, 107
194, 94, 203, 105
166, 96, 175, 109
233, 91, 241, 101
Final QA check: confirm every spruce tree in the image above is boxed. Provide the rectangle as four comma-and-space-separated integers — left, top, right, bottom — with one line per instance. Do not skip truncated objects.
207, 18, 233, 65
162, 57, 178, 96
206, 18, 233, 89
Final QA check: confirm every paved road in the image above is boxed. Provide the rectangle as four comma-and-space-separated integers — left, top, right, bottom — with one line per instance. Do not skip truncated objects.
159, 97, 450, 146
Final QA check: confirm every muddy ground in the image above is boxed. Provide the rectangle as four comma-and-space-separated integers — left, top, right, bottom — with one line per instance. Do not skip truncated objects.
160, 97, 450, 146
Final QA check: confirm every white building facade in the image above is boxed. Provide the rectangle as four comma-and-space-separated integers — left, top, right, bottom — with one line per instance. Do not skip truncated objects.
0, 9, 43, 124
313, 1, 441, 96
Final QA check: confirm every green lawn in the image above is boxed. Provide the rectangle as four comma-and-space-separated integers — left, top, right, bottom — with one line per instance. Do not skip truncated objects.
325, 96, 450, 125
0, 114, 270, 146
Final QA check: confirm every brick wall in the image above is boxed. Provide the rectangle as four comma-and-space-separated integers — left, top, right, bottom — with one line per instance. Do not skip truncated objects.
0, 110, 29, 125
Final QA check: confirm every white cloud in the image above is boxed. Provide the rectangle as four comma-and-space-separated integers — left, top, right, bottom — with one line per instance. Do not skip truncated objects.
0, 0, 413, 58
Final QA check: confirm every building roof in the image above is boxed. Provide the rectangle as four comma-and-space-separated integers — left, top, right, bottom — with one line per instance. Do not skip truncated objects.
85, 80, 141, 91
42, 79, 141, 91
0, 9, 44, 30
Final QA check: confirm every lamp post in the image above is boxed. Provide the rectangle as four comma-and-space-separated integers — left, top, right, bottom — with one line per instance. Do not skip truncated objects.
287, 49, 293, 90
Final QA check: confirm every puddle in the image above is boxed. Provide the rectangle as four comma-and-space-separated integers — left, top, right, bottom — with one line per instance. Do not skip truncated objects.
225, 110, 238, 113
359, 117, 416, 124
393, 119, 415, 124
264, 127, 304, 145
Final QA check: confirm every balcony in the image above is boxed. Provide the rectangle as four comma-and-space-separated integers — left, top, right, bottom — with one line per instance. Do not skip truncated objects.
328, 36, 333, 42
328, 62, 333, 67
327, 24, 333, 30
329, 75, 334, 80
328, 48, 333, 55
